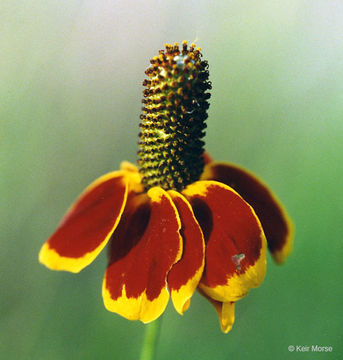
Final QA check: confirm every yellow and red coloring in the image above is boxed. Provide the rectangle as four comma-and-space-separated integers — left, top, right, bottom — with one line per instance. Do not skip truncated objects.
39, 42, 293, 333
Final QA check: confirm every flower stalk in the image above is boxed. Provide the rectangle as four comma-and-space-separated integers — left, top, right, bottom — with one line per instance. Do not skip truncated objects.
139, 318, 162, 360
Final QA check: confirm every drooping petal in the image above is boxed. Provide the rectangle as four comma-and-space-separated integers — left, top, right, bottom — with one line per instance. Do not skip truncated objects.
167, 190, 205, 315
201, 162, 293, 263
102, 187, 182, 323
199, 289, 235, 333
39, 172, 129, 273
183, 181, 267, 303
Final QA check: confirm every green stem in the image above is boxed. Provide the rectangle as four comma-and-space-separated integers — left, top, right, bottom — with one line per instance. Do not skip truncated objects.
139, 317, 162, 360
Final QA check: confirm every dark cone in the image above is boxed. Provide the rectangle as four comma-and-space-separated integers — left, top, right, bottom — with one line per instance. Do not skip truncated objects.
138, 41, 212, 191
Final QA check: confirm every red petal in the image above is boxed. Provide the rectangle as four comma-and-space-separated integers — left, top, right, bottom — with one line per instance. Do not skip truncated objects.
102, 187, 182, 323
201, 162, 293, 263
39, 172, 128, 273
183, 181, 267, 303
167, 191, 205, 314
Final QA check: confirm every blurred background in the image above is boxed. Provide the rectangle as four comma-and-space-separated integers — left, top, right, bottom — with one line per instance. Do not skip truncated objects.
1, 0, 342, 359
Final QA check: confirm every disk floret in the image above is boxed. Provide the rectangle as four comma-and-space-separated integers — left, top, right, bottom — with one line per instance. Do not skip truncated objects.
138, 41, 211, 191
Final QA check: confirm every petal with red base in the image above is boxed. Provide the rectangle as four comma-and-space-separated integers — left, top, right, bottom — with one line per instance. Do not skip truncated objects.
102, 187, 182, 323
39, 172, 129, 273
183, 181, 267, 303
201, 162, 293, 263
199, 289, 235, 333
167, 190, 205, 315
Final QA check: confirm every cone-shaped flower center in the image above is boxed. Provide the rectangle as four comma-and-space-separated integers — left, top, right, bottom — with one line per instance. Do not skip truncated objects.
138, 41, 212, 191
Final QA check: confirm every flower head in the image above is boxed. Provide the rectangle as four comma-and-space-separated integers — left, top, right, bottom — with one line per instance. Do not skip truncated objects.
39, 42, 293, 333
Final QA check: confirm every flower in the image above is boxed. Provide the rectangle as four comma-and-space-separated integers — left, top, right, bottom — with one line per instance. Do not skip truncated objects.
39, 42, 293, 333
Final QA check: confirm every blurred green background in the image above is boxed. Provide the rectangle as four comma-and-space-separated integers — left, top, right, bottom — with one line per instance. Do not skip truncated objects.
1, 0, 342, 359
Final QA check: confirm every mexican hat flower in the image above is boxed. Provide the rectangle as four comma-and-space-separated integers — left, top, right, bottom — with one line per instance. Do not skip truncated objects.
39, 42, 293, 333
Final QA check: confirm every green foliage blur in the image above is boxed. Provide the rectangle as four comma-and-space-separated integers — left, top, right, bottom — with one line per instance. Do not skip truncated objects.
1, 1, 342, 359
